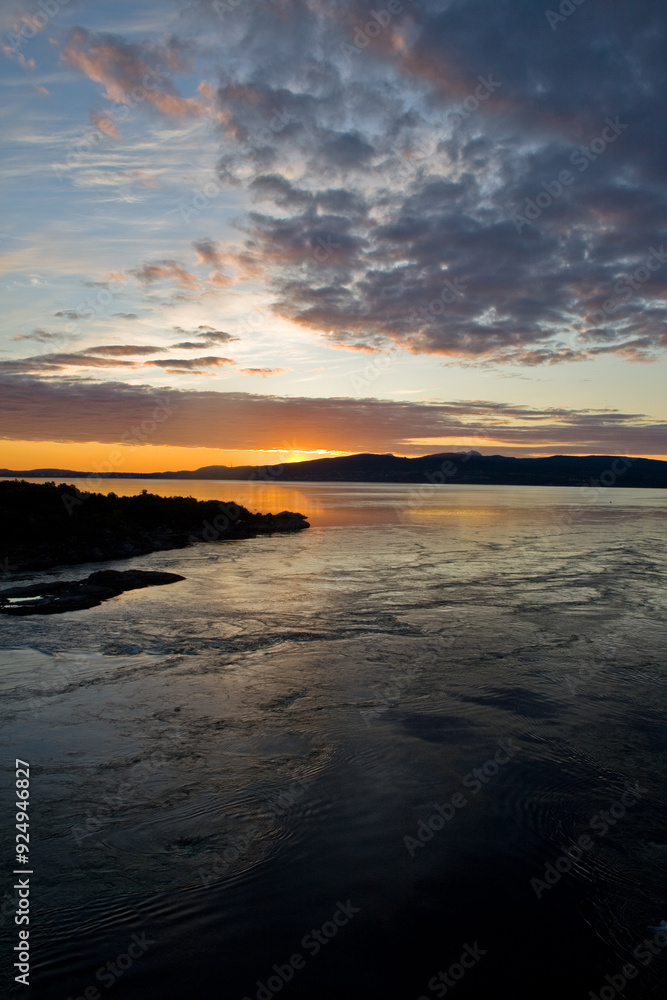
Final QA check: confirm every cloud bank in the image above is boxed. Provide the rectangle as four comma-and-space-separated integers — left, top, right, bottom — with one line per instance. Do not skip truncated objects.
1, 376, 664, 456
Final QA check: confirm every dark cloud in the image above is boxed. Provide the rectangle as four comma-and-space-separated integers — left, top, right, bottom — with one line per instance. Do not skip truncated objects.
128, 260, 200, 290
191, 239, 233, 287
192, 239, 224, 268
0, 375, 664, 456
48, 1, 667, 362
144, 356, 236, 371
80, 345, 165, 357
172, 325, 239, 349
0, 351, 234, 375
0, 354, 142, 373
196, 0, 667, 364
315, 131, 375, 169
13, 330, 71, 344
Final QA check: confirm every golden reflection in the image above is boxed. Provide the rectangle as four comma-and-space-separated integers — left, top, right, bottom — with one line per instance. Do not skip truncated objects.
30, 477, 325, 523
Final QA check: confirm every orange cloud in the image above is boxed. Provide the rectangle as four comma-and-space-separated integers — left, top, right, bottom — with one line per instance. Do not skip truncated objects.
90, 110, 122, 140
145, 356, 236, 370
238, 367, 291, 377
61, 30, 201, 120
129, 260, 200, 291
192, 239, 235, 287
2, 376, 664, 457
207, 270, 232, 288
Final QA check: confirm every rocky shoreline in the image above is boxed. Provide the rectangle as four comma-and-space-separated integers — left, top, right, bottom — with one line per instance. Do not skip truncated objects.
0, 569, 185, 615
0, 480, 310, 573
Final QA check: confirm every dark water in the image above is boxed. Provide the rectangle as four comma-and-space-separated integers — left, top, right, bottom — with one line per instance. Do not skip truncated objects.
1, 483, 666, 999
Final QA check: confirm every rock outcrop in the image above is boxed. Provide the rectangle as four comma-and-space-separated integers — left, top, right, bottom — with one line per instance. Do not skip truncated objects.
0, 569, 185, 615
0, 481, 310, 572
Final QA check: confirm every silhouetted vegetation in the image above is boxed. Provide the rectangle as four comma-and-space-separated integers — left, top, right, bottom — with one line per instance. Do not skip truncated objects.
0, 480, 309, 572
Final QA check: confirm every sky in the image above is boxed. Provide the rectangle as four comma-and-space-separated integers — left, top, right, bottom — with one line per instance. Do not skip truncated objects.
1, 0, 666, 472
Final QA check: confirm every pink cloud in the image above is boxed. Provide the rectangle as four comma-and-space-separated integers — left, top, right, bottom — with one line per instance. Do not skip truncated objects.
238, 367, 291, 377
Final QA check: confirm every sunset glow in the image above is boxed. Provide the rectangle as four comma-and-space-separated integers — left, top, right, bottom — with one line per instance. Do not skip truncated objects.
1, 0, 665, 467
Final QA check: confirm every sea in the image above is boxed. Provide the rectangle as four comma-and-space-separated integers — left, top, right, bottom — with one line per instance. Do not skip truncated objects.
0, 481, 666, 999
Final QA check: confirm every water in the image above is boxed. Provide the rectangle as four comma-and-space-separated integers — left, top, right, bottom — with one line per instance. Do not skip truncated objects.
1, 483, 666, 998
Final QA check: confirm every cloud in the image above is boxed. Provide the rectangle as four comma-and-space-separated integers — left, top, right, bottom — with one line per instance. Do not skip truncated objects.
5, 0, 667, 417
61, 29, 202, 120
188, 0, 667, 364
207, 270, 232, 288
0, 349, 233, 375
172, 325, 239, 349
238, 367, 291, 377
90, 110, 122, 140
0, 375, 664, 456
0, 354, 141, 374
127, 260, 201, 291
80, 345, 165, 357
144, 356, 236, 371
192, 238, 224, 269
58, 28, 237, 132
13, 330, 71, 344
192, 238, 234, 287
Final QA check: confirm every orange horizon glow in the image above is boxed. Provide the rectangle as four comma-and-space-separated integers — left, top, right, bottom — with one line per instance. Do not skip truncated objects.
0, 440, 665, 472
0, 440, 353, 473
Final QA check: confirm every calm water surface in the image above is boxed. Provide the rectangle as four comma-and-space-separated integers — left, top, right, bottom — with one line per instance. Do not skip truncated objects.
1, 482, 666, 998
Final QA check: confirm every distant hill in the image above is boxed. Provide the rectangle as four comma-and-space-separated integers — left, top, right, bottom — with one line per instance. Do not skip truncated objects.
1, 453, 666, 487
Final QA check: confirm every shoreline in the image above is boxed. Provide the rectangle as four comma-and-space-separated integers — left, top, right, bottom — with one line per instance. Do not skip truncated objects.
0, 480, 309, 575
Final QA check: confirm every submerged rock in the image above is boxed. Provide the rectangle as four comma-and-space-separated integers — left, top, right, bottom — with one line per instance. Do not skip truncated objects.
0, 569, 185, 616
